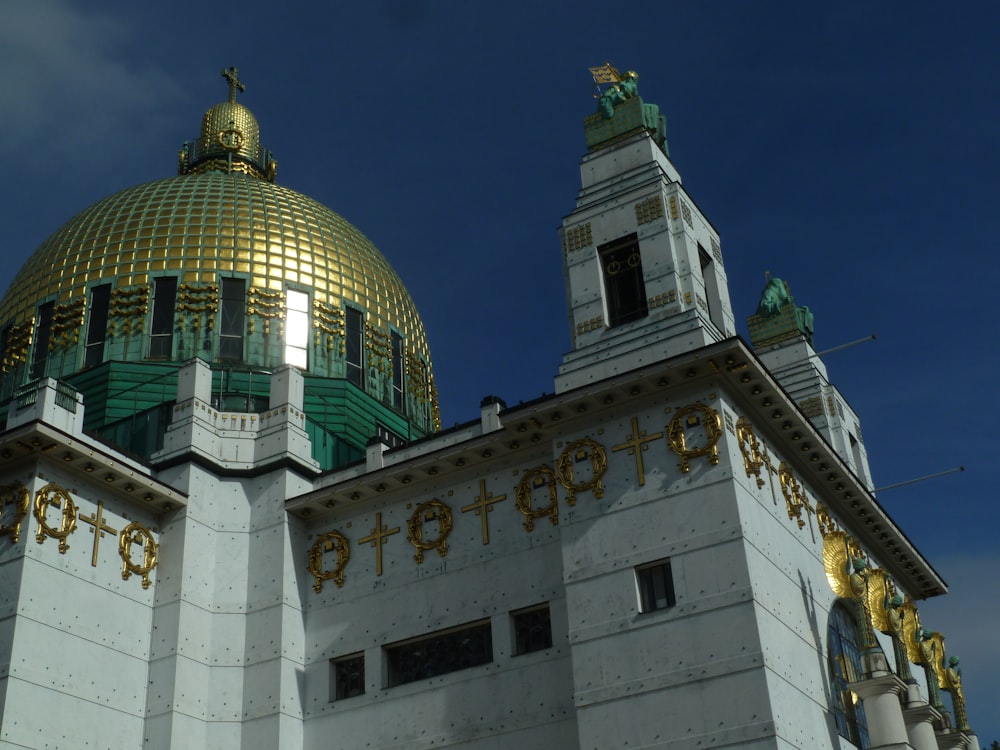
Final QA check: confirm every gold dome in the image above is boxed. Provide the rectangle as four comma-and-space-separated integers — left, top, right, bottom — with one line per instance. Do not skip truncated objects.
0, 170, 433, 368
0, 67, 440, 458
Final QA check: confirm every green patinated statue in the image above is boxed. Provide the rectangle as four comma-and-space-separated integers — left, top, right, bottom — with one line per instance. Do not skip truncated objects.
598, 70, 639, 119
586, 63, 668, 154
847, 557, 879, 650
755, 278, 814, 342
944, 656, 971, 732
884, 593, 914, 682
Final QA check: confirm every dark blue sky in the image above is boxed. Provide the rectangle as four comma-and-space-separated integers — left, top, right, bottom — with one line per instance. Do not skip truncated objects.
1, 1, 997, 740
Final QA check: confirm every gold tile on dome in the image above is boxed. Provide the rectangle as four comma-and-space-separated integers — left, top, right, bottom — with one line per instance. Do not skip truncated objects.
267, 278, 282, 291
236, 262, 250, 273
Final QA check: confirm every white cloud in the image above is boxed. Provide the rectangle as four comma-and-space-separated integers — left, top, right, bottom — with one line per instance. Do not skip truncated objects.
0, 0, 185, 165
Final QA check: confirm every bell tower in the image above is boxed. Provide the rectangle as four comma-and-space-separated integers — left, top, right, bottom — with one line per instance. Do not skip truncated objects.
556, 65, 735, 393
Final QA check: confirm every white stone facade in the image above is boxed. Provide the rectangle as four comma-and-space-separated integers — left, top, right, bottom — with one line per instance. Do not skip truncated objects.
0, 121, 975, 750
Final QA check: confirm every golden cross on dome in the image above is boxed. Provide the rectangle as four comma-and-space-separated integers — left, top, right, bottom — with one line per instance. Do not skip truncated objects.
221, 66, 245, 103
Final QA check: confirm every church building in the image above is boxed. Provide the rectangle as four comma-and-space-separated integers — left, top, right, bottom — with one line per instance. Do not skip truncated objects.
0, 65, 980, 749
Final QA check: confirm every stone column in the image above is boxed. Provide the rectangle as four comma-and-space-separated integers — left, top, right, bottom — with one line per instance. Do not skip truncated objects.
900, 682, 941, 750
849, 673, 913, 750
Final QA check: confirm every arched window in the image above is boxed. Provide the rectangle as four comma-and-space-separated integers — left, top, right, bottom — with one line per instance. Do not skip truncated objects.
828, 601, 872, 748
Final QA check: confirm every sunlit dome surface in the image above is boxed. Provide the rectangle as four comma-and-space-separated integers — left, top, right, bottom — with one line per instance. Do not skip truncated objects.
0, 171, 432, 364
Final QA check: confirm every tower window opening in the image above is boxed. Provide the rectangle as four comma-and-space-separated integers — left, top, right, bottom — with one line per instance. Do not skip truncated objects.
84, 284, 111, 369
698, 243, 726, 335
849, 433, 869, 487
345, 307, 363, 388
390, 330, 404, 411
148, 277, 177, 359
30, 301, 55, 379
636, 558, 676, 613
599, 233, 647, 327
284, 289, 309, 369
219, 278, 246, 362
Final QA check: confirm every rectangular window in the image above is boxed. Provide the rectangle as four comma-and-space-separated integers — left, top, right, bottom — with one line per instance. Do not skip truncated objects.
390, 330, 404, 411
30, 301, 55, 379
331, 653, 365, 700
599, 233, 648, 327
219, 278, 246, 362
284, 289, 309, 369
512, 604, 552, 655
83, 284, 111, 369
849, 433, 868, 486
636, 559, 676, 613
149, 277, 177, 359
698, 244, 726, 334
345, 307, 363, 388
386, 620, 492, 687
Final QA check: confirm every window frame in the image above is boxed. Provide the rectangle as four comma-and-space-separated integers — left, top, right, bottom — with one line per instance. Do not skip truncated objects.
598, 233, 648, 327
385, 619, 493, 688
331, 652, 366, 701
390, 329, 404, 411
218, 277, 246, 362
345, 306, 364, 388
635, 558, 676, 613
512, 603, 553, 656
828, 600, 872, 748
30, 301, 55, 379
284, 288, 310, 369
83, 284, 111, 369
148, 277, 177, 360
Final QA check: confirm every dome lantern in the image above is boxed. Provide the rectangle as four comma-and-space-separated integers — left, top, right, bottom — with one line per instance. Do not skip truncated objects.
178, 67, 277, 182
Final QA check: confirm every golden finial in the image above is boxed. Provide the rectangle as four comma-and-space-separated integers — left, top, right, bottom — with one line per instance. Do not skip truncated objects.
221, 66, 245, 104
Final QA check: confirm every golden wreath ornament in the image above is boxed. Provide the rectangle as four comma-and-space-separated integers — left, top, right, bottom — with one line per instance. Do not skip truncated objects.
667, 404, 722, 473
407, 499, 454, 563
308, 530, 351, 593
556, 437, 608, 505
